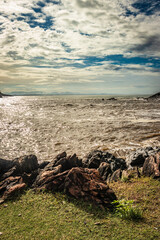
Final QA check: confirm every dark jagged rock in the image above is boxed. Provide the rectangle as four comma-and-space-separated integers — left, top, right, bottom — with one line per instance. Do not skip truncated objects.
83, 150, 126, 181
38, 161, 50, 169
0, 158, 14, 178
142, 153, 160, 179
126, 147, 160, 168
0, 91, 12, 98
13, 155, 39, 174
0, 155, 39, 199
107, 97, 117, 101
83, 150, 126, 169
147, 92, 160, 100
43, 152, 82, 172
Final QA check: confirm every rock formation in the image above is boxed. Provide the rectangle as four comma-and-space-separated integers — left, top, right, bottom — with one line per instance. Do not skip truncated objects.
0, 147, 159, 204
147, 92, 160, 100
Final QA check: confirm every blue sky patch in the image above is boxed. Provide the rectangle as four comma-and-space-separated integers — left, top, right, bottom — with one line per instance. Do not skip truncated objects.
132, 0, 160, 16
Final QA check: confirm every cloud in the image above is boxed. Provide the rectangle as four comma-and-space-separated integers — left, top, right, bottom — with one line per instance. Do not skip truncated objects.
0, 0, 160, 94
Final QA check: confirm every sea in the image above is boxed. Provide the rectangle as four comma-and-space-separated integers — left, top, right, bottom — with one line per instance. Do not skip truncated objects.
0, 95, 160, 162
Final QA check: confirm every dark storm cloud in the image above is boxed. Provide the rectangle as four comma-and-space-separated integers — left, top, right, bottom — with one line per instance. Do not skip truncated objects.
130, 35, 160, 53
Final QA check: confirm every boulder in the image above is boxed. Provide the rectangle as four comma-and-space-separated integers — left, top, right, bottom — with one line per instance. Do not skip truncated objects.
34, 166, 117, 207
0, 176, 26, 200
98, 162, 112, 181
109, 169, 122, 182
13, 155, 39, 174
33, 165, 63, 189
121, 167, 142, 180
126, 147, 160, 168
0, 158, 14, 178
142, 153, 160, 179
43, 152, 82, 172
83, 150, 126, 171
64, 167, 117, 207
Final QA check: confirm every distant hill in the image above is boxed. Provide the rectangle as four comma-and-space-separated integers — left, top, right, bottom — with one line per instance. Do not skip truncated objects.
147, 92, 160, 100
0, 92, 12, 98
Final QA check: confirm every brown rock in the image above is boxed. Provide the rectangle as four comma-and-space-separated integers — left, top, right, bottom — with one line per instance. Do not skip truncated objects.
142, 153, 160, 178
64, 167, 117, 207
34, 166, 116, 207
0, 176, 26, 200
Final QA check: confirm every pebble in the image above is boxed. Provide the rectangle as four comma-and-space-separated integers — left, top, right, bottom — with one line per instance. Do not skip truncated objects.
94, 222, 101, 225
0, 232, 3, 235
0, 199, 4, 204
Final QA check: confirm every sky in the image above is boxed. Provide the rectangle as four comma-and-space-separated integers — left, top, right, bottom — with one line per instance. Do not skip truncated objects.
0, 0, 160, 95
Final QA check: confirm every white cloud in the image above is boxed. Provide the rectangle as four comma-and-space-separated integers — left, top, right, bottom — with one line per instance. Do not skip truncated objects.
0, 0, 159, 94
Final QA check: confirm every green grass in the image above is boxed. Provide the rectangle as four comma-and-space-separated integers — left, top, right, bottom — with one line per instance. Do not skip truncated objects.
0, 177, 160, 240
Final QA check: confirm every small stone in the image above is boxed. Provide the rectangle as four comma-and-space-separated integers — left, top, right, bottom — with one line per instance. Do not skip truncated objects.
18, 214, 22, 217
94, 222, 101, 225
0, 199, 4, 204
3, 204, 8, 208
0, 232, 3, 235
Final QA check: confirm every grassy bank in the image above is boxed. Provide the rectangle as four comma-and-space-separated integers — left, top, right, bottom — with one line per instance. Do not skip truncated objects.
0, 177, 159, 240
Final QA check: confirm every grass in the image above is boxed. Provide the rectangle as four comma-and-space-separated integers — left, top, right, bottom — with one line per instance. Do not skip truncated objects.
0, 177, 159, 240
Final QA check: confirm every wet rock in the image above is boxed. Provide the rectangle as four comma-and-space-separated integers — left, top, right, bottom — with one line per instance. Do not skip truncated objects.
126, 147, 160, 168
0, 176, 26, 200
142, 153, 160, 179
64, 167, 117, 207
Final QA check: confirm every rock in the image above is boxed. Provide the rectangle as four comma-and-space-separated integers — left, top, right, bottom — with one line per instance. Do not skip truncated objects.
121, 167, 142, 180
98, 162, 112, 181
142, 153, 160, 179
126, 147, 160, 168
83, 150, 126, 182
43, 152, 82, 172
34, 166, 117, 207
0, 176, 26, 200
38, 161, 50, 169
107, 97, 117, 101
147, 92, 160, 100
33, 165, 63, 189
64, 167, 117, 207
13, 155, 39, 174
109, 169, 122, 182
0, 158, 14, 178
0, 91, 12, 97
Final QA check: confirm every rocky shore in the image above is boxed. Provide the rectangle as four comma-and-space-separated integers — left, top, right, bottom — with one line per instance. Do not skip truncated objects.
0, 146, 159, 207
